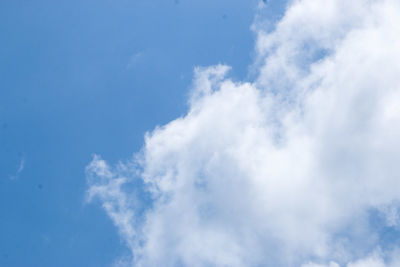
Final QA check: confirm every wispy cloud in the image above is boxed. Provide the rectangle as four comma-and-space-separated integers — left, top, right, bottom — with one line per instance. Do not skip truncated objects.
86, 0, 400, 266
126, 52, 144, 69
10, 155, 25, 180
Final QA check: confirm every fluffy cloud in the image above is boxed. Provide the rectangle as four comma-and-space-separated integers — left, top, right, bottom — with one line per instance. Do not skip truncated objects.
86, 0, 400, 266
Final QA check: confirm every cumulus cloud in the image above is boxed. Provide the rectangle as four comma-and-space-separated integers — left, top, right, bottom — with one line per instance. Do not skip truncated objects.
86, 0, 400, 266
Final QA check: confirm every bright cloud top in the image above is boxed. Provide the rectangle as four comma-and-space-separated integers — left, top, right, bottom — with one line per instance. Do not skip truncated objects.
86, 0, 400, 266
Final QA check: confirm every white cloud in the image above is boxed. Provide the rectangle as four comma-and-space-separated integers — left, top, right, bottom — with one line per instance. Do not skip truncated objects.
127, 52, 144, 69
302, 262, 340, 267
10, 155, 25, 180
86, 0, 400, 266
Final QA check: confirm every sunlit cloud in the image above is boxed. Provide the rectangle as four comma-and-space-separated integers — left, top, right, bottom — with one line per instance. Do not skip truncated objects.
87, 0, 400, 266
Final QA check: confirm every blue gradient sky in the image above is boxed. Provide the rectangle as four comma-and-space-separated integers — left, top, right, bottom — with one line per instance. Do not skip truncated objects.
0, 1, 287, 266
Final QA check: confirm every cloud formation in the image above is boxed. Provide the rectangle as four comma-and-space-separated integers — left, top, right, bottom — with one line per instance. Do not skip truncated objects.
10, 156, 25, 180
86, 0, 400, 266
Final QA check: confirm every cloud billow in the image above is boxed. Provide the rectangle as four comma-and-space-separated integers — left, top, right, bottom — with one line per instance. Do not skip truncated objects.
86, 0, 400, 266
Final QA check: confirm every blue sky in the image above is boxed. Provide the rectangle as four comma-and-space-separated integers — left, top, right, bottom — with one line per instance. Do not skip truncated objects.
0, 1, 281, 266
3, 1, 400, 267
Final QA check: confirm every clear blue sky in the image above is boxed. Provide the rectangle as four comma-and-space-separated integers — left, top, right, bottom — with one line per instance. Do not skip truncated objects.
0, 1, 286, 266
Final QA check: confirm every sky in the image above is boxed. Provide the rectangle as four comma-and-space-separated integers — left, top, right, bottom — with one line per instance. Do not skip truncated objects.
2, 0, 400, 267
